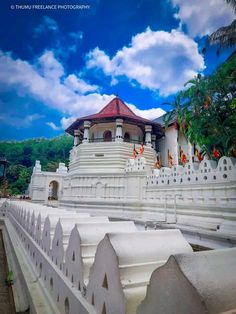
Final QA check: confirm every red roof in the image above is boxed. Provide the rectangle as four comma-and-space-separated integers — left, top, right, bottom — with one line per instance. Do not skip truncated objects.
78, 97, 147, 121
94, 97, 138, 119
66, 97, 163, 136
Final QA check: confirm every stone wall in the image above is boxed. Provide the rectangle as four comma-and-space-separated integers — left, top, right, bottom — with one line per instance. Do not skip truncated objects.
4, 200, 193, 314
29, 156, 236, 239
3, 200, 236, 314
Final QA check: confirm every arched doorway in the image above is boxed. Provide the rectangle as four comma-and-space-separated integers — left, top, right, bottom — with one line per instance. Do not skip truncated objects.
103, 130, 112, 142
48, 181, 59, 200
124, 132, 130, 142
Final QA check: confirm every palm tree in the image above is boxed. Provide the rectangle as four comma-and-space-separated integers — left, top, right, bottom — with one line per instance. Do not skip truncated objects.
208, 0, 236, 52
225, 0, 236, 13
209, 20, 236, 51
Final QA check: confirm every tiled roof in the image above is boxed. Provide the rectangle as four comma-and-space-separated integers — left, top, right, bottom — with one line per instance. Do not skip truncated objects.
77, 97, 150, 122
66, 97, 164, 137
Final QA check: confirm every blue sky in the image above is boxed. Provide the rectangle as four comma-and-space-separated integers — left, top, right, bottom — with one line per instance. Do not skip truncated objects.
0, 0, 235, 140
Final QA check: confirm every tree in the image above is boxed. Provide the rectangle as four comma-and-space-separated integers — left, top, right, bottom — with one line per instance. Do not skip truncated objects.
46, 161, 59, 172
208, 0, 236, 53
167, 53, 236, 158
209, 20, 236, 53
0, 134, 73, 194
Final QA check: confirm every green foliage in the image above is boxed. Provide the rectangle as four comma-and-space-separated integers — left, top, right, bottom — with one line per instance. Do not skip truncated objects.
0, 134, 73, 195
167, 52, 236, 158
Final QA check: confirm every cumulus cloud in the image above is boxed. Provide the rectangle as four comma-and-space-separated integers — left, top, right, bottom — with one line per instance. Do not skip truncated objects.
86, 27, 205, 96
0, 49, 112, 116
171, 0, 235, 37
64, 74, 98, 93
0, 49, 166, 130
128, 104, 166, 120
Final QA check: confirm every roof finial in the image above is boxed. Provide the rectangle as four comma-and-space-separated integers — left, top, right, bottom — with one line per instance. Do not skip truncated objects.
115, 92, 119, 98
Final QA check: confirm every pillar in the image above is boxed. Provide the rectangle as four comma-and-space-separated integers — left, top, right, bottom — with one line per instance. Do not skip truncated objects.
173, 129, 179, 165
188, 142, 194, 163
83, 121, 91, 143
151, 134, 156, 150
115, 119, 123, 142
145, 125, 152, 147
74, 129, 80, 146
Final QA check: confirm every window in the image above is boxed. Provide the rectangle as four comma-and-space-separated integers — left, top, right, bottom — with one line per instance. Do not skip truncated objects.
124, 132, 130, 142
103, 130, 112, 142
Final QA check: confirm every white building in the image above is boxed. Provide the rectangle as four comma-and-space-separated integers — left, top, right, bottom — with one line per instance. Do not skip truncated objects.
29, 97, 236, 248
2, 91, 236, 313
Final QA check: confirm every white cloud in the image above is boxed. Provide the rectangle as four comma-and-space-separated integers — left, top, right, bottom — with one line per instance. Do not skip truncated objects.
0, 49, 112, 117
128, 104, 166, 120
171, 0, 235, 37
60, 116, 77, 129
0, 49, 166, 130
86, 28, 205, 96
46, 122, 61, 131
69, 31, 83, 41
64, 74, 98, 93
38, 50, 64, 80
34, 16, 58, 36
0, 113, 42, 128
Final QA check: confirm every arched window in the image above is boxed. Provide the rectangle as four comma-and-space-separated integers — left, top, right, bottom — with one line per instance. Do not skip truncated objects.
124, 132, 130, 142
103, 130, 112, 142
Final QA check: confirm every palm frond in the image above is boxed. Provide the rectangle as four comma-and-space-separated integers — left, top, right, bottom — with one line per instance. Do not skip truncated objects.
209, 19, 236, 49
225, 0, 236, 14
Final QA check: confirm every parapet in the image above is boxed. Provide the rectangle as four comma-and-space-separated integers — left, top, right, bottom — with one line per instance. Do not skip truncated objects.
138, 248, 236, 314
56, 163, 68, 174
125, 156, 149, 173
33, 160, 42, 173
86, 229, 192, 314
147, 156, 236, 186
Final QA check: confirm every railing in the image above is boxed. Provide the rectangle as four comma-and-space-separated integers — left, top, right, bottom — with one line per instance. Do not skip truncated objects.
89, 137, 115, 143
88, 137, 143, 144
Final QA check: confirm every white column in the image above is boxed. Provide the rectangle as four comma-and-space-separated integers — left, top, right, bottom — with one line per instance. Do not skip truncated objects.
145, 125, 152, 147
151, 134, 156, 150
174, 129, 179, 165
74, 129, 79, 146
115, 119, 123, 142
188, 142, 194, 163
83, 121, 91, 143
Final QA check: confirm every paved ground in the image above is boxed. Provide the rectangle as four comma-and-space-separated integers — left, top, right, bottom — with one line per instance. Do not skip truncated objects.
0, 230, 15, 314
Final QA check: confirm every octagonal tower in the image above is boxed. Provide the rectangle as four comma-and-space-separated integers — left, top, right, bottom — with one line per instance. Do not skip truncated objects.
66, 97, 164, 174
